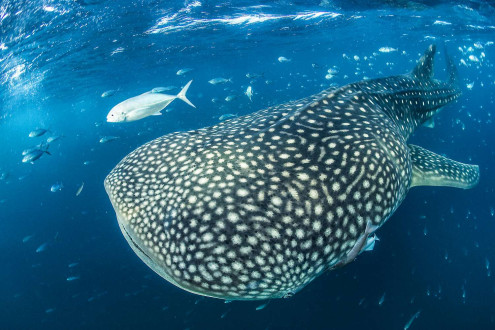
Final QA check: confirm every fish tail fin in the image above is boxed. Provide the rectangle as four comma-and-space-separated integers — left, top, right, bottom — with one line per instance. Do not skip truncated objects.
44, 143, 51, 155
177, 80, 196, 108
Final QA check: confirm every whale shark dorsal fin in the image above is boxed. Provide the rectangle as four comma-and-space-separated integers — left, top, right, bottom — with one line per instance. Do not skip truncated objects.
412, 44, 436, 81
444, 46, 459, 87
409, 144, 479, 189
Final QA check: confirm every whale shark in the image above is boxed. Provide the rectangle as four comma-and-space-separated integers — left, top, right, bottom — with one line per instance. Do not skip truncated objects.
105, 45, 479, 300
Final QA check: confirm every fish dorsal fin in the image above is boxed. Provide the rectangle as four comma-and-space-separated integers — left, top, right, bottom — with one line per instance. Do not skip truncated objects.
412, 44, 436, 81
409, 144, 479, 189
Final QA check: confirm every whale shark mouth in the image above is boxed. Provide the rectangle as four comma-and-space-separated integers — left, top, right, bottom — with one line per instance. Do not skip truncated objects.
120, 223, 153, 262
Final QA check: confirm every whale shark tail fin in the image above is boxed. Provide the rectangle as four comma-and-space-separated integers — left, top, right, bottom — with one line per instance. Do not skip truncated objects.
412, 44, 436, 81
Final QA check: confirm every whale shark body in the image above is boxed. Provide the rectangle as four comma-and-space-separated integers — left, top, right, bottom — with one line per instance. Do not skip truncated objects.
105, 45, 479, 300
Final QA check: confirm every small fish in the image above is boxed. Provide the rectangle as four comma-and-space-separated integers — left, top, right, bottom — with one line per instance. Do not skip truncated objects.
29, 128, 50, 138
224, 95, 237, 102
468, 55, 479, 62
22, 145, 42, 156
277, 56, 291, 63
378, 292, 386, 306
101, 90, 117, 98
22, 146, 51, 164
327, 68, 339, 75
404, 310, 421, 330
473, 42, 483, 49
255, 302, 269, 310
466, 82, 474, 90
219, 113, 237, 121
379, 47, 398, 53
99, 136, 120, 144
76, 182, 85, 196
208, 78, 231, 85
68, 262, 79, 268
176, 68, 192, 76
50, 182, 63, 192
325, 73, 335, 80
245, 86, 253, 101
45, 308, 55, 314
22, 234, 35, 243
246, 73, 263, 79
47, 135, 63, 143
151, 86, 176, 93
362, 234, 379, 252
83, 160, 94, 166
36, 242, 49, 253
67, 276, 80, 281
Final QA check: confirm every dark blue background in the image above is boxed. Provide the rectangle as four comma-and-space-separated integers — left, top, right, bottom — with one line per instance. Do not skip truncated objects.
0, 1, 494, 329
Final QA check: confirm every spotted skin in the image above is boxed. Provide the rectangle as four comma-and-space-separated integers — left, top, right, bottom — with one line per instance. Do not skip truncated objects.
105, 45, 479, 300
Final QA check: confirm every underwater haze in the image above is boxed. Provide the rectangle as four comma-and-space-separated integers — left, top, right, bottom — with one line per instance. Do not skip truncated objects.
1, 0, 495, 329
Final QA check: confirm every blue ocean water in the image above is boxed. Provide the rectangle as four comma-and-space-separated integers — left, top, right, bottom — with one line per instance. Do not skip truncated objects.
1, 0, 494, 328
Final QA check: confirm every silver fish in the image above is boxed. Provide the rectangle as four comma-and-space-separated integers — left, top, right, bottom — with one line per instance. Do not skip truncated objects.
224, 95, 237, 102
29, 128, 50, 138
76, 182, 85, 196
208, 78, 231, 85
245, 86, 253, 101
107, 80, 195, 122
99, 136, 120, 144
22, 146, 51, 163
218, 113, 237, 121
36, 242, 48, 253
50, 182, 63, 192
176, 68, 193, 76
101, 90, 117, 98
47, 135, 63, 143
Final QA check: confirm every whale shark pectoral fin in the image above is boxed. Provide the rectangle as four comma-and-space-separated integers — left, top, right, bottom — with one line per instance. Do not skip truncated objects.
412, 44, 436, 81
409, 144, 480, 189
